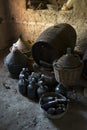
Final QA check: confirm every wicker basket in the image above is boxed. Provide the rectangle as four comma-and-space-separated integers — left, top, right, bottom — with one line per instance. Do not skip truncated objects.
53, 48, 83, 86
53, 64, 83, 86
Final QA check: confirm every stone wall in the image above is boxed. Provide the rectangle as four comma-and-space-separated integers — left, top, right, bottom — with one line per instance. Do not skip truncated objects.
0, 0, 11, 50
0, 0, 87, 51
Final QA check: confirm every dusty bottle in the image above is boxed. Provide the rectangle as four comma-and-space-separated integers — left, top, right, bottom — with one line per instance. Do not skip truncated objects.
18, 75, 28, 96
19, 68, 29, 79
55, 84, 67, 97
27, 78, 37, 100
33, 72, 41, 82
39, 74, 45, 81
37, 80, 48, 99
28, 72, 37, 84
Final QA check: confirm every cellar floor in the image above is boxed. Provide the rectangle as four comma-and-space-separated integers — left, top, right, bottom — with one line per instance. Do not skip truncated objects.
0, 52, 87, 130
0, 0, 87, 129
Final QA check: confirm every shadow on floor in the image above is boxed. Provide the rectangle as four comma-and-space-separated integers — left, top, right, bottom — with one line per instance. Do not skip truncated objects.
50, 101, 87, 130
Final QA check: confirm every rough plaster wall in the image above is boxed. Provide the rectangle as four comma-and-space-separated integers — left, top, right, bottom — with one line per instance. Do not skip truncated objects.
0, 0, 87, 51
0, 0, 11, 50
48, 0, 67, 5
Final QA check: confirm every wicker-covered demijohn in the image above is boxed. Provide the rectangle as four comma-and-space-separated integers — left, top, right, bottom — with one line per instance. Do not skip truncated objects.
53, 48, 83, 86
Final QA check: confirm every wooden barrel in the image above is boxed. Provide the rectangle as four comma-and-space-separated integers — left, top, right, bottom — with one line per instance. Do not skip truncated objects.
32, 23, 77, 68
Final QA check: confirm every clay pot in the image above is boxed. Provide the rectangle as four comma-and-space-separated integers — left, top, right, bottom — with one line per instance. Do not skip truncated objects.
4, 45, 29, 78
10, 35, 32, 57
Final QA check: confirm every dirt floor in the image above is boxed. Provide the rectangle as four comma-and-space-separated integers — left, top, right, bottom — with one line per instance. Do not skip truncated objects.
0, 48, 87, 130
0, 52, 87, 130
0, 2, 87, 130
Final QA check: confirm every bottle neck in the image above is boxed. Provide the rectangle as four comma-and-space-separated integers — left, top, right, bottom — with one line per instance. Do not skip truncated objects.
66, 47, 72, 56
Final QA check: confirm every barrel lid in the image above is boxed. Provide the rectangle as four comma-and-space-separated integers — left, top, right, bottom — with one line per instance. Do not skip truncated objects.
53, 48, 82, 69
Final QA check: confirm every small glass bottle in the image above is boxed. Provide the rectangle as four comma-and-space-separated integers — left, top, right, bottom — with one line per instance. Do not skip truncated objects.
18, 75, 28, 96
37, 80, 48, 99
27, 78, 37, 100
19, 68, 29, 79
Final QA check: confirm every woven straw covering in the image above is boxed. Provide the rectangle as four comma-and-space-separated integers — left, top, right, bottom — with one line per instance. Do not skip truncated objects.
54, 54, 82, 69
53, 48, 83, 86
